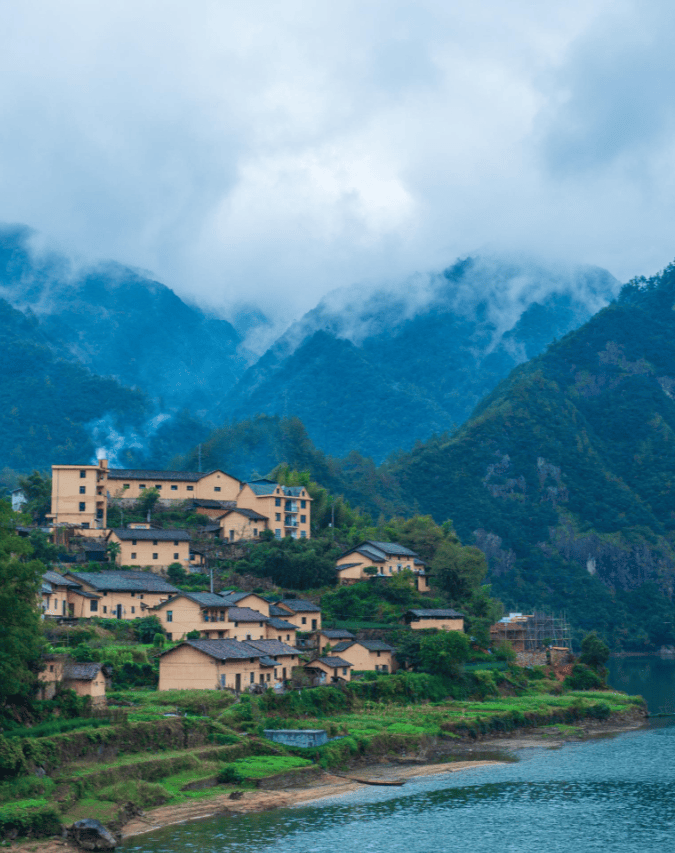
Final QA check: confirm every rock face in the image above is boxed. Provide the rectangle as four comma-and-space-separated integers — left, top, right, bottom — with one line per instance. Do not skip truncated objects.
69, 819, 117, 851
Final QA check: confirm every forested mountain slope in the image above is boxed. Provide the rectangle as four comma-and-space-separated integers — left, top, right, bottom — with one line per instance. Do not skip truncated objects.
385, 263, 675, 648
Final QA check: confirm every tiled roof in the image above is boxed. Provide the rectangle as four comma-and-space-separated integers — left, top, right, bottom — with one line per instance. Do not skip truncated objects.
331, 641, 354, 652
319, 629, 355, 639
191, 499, 238, 509
64, 662, 102, 681
282, 486, 307, 498
359, 640, 395, 652
180, 639, 263, 661
336, 563, 362, 571
186, 592, 231, 607
218, 508, 268, 521
313, 656, 352, 668
112, 528, 191, 542
407, 608, 464, 619
267, 618, 297, 630
277, 599, 321, 613
227, 607, 268, 622
246, 482, 280, 496
42, 570, 81, 588
340, 540, 419, 562
108, 469, 207, 481
66, 571, 179, 593
245, 639, 297, 656
269, 605, 289, 617
80, 539, 108, 552
259, 655, 278, 668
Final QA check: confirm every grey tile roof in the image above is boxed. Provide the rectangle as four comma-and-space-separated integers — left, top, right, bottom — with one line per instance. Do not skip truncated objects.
407, 608, 464, 619
282, 487, 307, 498
42, 570, 81, 588
336, 562, 362, 571
259, 655, 278, 668
340, 540, 419, 563
190, 499, 238, 509
64, 662, 102, 681
185, 592, 232, 607
41, 582, 53, 594
313, 656, 352, 668
246, 480, 280, 496
331, 641, 354, 652
245, 639, 297, 656
267, 618, 297, 630
228, 607, 268, 622
319, 629, 355, 639
278, 599, 321, 613
112, 528, 191, 542
108, 468, 207, 481
218, 507, 268, 521
181, 639, 263, 661
359, 640, 395, 652
269, 605, 289, 617
66, 570, 179, 593
80, 539, 108, 552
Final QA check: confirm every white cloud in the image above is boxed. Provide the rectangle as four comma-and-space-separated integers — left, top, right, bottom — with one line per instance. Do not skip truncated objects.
0, 0, 672, 337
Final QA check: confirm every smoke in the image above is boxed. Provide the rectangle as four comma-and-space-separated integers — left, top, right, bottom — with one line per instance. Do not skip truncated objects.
89, 413, 171, 467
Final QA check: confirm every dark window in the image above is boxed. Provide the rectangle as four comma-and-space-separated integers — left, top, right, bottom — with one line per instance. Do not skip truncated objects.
153, 539, 158, 545
131, 606, 135, 614
301, 515, 306, 523
311, 619, 317, 630
79, 470, 86, 478
79, 486, 86, 494
79, 502, 85, 511
275, 513, 281, 521
253, 527, 259, 537
171, 485, 177, 491
187, 486, 194, 491
131, 552, 136, 559
250, 672, 255, 683
132, 539, 137, 545
139, 484, 146, 489
103, 606, 107, 613
173, 540, 178, 545
131, 592, 135, 597
214, 487, 221, 492
275, 498, 281, 506
301, 617, 307, 625
301, 500, 306, 508
81, 522, 89, 528
230, 530, 235, 541
173, 552, 179, 559
167, 611, 173, 622
123, 484, 130, 489
90, 600, 98, 612
152, 553, 158, 560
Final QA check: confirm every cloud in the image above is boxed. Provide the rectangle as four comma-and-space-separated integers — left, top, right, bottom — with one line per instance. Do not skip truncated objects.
0, 0, 672, 338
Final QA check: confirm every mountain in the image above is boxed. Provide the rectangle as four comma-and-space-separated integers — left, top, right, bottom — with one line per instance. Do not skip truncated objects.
223, 255, 619, 460
0, 225, 245, 418
382, 261, 675, 648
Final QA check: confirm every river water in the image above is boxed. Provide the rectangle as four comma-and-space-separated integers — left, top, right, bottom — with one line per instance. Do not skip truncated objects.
123, 657, 675, 853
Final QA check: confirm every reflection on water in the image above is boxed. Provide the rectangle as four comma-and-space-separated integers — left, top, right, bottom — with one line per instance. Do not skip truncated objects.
123, 658, 675, 853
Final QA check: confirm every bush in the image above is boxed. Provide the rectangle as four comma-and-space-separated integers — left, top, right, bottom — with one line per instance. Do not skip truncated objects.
564, 664, 605, 691
186, 630, 201, 640
0, 736, 26, 780
134, 616, 164, 644
0, 802, 61, 838
216, 765, 245, 785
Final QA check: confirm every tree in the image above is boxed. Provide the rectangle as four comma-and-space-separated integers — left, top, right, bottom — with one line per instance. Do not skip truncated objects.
137, 487, 160, 517
133, 616, 164, 644
579, 631, 610, 672
167, 562, 187, 585
106, 541, 121, 565
418, 631, 471, 677
0, 501, 45, 706
17, 471, 52, 524
431, 542, 488, 604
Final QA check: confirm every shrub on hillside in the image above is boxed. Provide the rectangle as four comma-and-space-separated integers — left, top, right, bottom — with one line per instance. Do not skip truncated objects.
564, 663, 605, 691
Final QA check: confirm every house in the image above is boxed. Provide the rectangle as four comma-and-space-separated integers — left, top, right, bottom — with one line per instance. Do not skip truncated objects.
214, 508, 269, 541
331, 640, 396, 673
190, 499, 238, 519
266, 618, 298, 645
313, 628, 356, 653
237, 480, 311, 540
303, 656, 352, 685
404, 608, 464, 631
274, 599, 322, 631
107, 468, 243, 503
244, 639, 299, 682
48, 459, 109, 531
158, 638, 297, 691
41, 570, 88, 618
62, 570, 179, 619
107, 528, 191, 571
38, 657, 107, 707
335, 541, 426, 586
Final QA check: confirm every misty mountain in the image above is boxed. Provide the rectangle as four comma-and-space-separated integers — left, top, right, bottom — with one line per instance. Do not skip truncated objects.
223, 255, 619, 460
0, 225, 246, 418
378, 261, 675, 648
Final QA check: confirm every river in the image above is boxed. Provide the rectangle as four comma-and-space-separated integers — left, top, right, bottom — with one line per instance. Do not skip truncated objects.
123, 657, 675, 853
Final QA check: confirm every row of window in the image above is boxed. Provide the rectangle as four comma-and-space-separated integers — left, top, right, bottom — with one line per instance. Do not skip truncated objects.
129, 539, 181, 545
274, 498, 307, 507
130, 552, 181, 560
274, 529, 307, 539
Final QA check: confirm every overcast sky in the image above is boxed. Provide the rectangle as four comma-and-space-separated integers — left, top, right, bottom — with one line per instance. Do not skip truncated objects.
2, 0, 675, 331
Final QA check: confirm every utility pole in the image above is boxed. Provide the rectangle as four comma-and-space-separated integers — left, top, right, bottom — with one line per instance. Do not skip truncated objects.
198, 444, 202, 473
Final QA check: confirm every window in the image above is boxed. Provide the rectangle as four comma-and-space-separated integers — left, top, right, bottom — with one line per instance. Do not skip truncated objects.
131, 552, 136, 559
300, 530, 306, 539
131, 606, 135, 614
79, 502, 85, 511
301, 617, 307, 625
311, 619, 317, 630
300, 515, 306, 523
139, 594, 143, 599
250, 672, 255, 683
220, 674, 226, 687
103, 606, 107, 613
152, 553, 158, 560
131, 592, 135, 597
79, 470, 86, 478
139, 484, 146, 489
275, 529, 281, 539
275, 497, 281, 506
301, 500, 306, 509
229, 530, 235, 541
90, 600, 98, 612
123, 484, 130, 489
275, 513, 281, 521
171, 485, 177, 491
167, 611, 173, 622
79, 486, 86, 494
153, 539, 158, 545
166, 632, 172, 641
49, 664, 54, 672
253, 528, 258, 537
214, 487, 221, 492
132, 539, 137, 545
187, 485, 194, 491
173, 552, 179, 559
81, 522, 89, 528
342, 667, 348, 675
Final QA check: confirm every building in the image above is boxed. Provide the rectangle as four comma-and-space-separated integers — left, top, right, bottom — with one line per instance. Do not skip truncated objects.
314, 628, 356, 653
48, 460, 109, 531
404, 608, 464, 631
330, 640, 396, 673
107, 528, 191, 571
236, 480, 311, 540
273, 599, 322, 631
62, 570, 179, 619
158, 638, 299, 691
214, 508, 269, 541
107, 468, 242, 503
303, 656, 352, 684
38, 657, 107, 707
335, 541, 427, 586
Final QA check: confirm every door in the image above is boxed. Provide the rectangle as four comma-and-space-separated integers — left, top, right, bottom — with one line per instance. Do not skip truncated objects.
235, 673, 241, 693
116, 604, 122, 619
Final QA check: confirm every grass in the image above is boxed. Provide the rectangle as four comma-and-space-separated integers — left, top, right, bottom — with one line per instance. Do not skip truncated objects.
229, 756, 313, 779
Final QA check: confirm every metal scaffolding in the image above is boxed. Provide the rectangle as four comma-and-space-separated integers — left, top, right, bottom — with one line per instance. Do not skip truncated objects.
491, 610, 572, 652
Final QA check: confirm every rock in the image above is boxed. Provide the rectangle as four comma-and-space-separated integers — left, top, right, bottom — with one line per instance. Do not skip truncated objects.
228, 790, 244, 800
69, 819, 118, 850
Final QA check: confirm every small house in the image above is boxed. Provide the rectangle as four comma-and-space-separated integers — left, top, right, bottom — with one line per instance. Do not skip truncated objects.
303, 655, 352, 685
404, 608, 464, 632
331, 640, 396, 673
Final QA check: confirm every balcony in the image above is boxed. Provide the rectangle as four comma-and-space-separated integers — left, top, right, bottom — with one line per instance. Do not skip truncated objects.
285, 502, 299, 512
284, 519, 299, 528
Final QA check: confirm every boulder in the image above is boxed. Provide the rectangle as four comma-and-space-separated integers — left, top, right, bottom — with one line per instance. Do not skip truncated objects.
69, 819, 117, 850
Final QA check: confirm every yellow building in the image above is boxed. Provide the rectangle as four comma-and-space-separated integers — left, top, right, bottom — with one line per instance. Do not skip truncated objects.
303, 655, 352, 684
237, 480, 311, 540
314, 628, 356, 653
62, 570, 179, 619
107, 468, 242, 503
215, 508, 269, 541
48, 460, 109, 531
38, 657, 107, 707
404, 608, 464, 632
41, 570, 87, 618
107, 528, 191, 571
335, 541, 426, 585
273, 599, 321, 631
158, 638, 298, 691
331, 640, 396, 673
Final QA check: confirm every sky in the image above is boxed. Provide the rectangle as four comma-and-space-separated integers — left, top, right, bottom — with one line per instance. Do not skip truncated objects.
2, 0, 675, 334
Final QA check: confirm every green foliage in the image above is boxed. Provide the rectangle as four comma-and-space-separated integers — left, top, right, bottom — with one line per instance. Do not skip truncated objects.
97, 780, 170, 808
167, 562, 188, 585
153, 633, 165, 649
0, 736, 27, 780
186, 630, 201, 640
564, 664, 606, 691
134, 616, 164, 644
0, 800, 61, 838
137, 487, 161, 516
232, 536, 340, 590
579, 632, 610, 672
17, 471, 51, 524
418, 631, 471, 678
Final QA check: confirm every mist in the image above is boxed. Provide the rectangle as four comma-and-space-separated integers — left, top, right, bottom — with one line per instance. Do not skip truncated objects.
1, 1, 674, 341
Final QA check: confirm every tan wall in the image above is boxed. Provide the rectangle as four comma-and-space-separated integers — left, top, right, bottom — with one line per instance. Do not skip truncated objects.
336, 562, 365, 583
230, 594, 270, 617
214, 619, 268, 642
218, 513, 267, 542
331, 644, 394, 673
416, 575, 430, 592
50, 463, 108, 529
237, 486, 311, 540
310, 659, 351, 682
410, 618, 464, 632
42, 586, 71, 618
266, 624, 297, 644
277, 605, 321, 631
109, 470, 241, 503
159, 645, 288, 691
156, 597, 205, 640
109, 532, 190, 570
70, 579, 172, 619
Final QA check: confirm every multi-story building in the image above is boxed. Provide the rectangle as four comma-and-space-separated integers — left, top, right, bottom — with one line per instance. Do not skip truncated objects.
48, 460, 109, 531
237, 480, 312, 540
336, 541, 429, 589
107, 527, 191, 571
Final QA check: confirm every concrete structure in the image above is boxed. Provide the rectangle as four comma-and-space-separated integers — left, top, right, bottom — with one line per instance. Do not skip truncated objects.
264, 729, 329, 748
336, 541, 428, 587
304, 656, 352, 684
404, 608, 464, 632
158, 638, 298, 691
48, 460, 109, 530
107, 528, 191, 571
38, 657, 107, 707
62, 570, 178, 619
237, 480, 311, 540
274, 599, 321, 631
490, 612, 571, 653
11, 489, 27, 512
331, 640, 396, 673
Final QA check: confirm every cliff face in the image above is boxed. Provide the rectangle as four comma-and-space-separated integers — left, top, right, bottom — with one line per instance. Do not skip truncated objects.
386, 263, 675, 647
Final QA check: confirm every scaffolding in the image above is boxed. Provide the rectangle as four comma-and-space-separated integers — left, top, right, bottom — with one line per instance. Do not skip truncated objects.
491, 610, 572, 652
